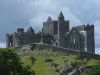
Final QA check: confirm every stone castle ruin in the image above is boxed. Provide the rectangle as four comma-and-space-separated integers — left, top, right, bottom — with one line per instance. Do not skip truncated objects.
6, 11, 95, 54
6, 26, 41, 48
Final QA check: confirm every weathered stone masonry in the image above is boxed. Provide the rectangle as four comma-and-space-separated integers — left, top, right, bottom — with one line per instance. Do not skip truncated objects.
35, 43, 100, 60
42, 11, 95, 54
6, 11, 95, 54
6, 26, 36, 47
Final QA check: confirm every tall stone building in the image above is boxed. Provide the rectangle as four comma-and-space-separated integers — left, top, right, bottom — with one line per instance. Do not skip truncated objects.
42, 11, 95, 54
42, 11, 69, 47
6, 11, 95, 54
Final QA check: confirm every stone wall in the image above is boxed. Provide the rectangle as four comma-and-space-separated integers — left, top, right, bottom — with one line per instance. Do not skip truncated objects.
80, 52, 100, 60
35, 43, 82, 56
35, 43, 100, 60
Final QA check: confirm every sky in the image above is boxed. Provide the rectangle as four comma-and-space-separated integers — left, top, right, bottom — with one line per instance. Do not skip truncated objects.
0, 0, 100, 54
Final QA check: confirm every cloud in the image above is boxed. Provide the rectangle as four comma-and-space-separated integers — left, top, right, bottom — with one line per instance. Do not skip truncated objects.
0, 0, 36, 42
94, 21, 100, 48
0, 43, 6, 48
60, 0, 100, 23
29, 0, 82, 31
0, 0, 100, 49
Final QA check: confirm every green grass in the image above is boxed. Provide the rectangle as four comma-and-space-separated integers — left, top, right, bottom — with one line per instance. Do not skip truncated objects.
87, 59, 100, 66
22, 55, 57, 75
32, 57, 57, 75
20, 49, 100, 75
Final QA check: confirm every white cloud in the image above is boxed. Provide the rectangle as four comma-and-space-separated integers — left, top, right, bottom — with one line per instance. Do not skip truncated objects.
93, 21, 100, 48
95, 48, 100, 55
0, 43, 6, 48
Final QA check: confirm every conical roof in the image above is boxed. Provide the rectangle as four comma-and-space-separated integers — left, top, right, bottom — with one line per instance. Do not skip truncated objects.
27, 26, 35, 33
47, 16, 52, 22
58, 11, 64, 18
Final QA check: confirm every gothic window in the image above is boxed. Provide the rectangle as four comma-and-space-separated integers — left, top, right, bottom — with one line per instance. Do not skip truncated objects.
73, 39, 76, 44
56, 42, 58, 46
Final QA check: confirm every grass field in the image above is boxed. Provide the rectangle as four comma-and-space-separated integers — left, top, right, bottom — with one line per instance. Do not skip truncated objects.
20, 49, 100, 75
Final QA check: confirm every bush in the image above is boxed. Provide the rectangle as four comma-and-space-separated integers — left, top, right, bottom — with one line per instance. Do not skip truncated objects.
51, 62, 58, 68
62, 56, 66, 59
0, 48, 35, 75
55, 68, 59, 73
71, 62, 79, 69
22, 66, 35, 75
44, 58, 53, 62
31, 43, 36, 50
30, 56, 36, 64
89, 63, 100, 75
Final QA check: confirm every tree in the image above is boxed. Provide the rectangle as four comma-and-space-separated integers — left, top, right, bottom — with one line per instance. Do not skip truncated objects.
0, 48, 35, 75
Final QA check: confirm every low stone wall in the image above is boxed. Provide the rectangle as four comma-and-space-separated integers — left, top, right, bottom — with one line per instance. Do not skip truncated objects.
80, 52, 100, 60
35, 43, 82, 56
35, 43, 100, 60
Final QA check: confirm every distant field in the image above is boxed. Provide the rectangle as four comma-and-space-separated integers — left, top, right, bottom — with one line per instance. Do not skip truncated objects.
20, 49, 100, 75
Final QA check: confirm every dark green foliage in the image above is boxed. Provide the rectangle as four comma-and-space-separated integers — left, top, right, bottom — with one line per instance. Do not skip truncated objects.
0, 48, 35, 75
31, 43, 36, 50
89, 63, 100, 75
62, 56, 66, 59
51, 63, 58, 68
55, 68, 59, 73
44, 58, 53, 62
71, 62, 79, 69
21, 66, 35, 75
30, 56, 36, 64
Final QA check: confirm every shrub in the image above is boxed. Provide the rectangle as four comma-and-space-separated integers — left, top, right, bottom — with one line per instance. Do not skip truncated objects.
89, 63, 100, 75
62, 56, 66, 59
0, 48, 35, 75
22, 66, 35, 75
44, 58, 53, 62
71, 62, 79, 69
31, 43, 36, 50
51, 62, 58, 68
55, 68, 59, 73
30, 56, 36, 64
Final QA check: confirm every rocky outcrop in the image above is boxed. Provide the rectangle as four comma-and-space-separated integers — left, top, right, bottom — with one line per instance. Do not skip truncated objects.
58, 64, 92, 75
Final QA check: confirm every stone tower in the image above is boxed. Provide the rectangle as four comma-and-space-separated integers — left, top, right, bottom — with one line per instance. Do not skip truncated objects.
43, 16, 54, 35
85, 24, 95, 53
42, 11, 69, 47
58, 11, 69, 47
6, 33, 13, 48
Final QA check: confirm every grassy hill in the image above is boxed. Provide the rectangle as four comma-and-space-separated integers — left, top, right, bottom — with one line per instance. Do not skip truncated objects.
18, 47, 100, 75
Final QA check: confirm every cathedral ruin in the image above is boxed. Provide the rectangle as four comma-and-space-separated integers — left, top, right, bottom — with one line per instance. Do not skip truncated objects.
6, 11, 95, 54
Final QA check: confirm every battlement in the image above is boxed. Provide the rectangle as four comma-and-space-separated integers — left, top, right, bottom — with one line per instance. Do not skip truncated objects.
75, 25, 85, 31
6, 26, 36, 48
17, 28, 24, 34
85, 24, 94, 30
75, 24, 94, 32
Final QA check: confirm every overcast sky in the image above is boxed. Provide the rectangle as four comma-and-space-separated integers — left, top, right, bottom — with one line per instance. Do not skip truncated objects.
0, 0, 100, 50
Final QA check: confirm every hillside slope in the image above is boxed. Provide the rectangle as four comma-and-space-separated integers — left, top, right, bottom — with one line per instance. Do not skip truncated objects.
18, 45, 100, 75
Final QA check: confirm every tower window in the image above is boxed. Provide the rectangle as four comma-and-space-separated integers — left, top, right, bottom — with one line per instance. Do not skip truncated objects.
73, 39, 76, 44
56, 42, 58, 46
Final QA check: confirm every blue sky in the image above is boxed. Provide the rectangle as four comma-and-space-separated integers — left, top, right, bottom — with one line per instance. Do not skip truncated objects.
0, 0, 100, 54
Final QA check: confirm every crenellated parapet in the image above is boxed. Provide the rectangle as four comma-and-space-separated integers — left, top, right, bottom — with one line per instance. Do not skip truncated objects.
6, 26, 38, 48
